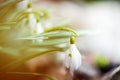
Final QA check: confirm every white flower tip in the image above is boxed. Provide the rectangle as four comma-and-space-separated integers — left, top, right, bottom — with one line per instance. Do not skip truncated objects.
36, 22, 44, 34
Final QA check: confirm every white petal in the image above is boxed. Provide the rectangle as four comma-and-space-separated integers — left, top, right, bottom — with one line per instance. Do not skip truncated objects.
28, 13, 36, 34
36, 22, 44, 34
70, 44, 82, 70
17, 0, 28, 9
35, 22, 44, 42
64, 44, 82, 71
64, 52, 71, 68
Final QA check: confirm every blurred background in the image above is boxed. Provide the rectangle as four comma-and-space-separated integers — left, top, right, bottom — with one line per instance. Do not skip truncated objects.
1, 0, 120, 80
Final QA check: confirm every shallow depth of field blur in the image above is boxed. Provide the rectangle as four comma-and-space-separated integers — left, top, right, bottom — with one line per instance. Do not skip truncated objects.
0, 0, 120, 80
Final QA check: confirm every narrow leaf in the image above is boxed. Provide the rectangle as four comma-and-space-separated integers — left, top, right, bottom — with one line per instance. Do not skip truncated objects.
7, 72, 57, 80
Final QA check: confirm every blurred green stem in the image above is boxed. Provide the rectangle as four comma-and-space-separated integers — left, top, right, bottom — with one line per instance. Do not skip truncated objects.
7, 72, 57, 80
0, 47, 66, 71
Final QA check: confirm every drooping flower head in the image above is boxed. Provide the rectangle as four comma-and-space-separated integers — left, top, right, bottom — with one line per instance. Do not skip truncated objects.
64, 36, 82, 75
35, 18, 44, 34
33, 19, 44, 42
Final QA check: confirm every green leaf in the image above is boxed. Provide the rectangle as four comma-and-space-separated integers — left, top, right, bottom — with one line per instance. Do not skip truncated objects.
0, 47, 66, 71
0, 0, 22, 21
17, 36, 47, 40
32, 38, 69, 46
7, 72, 57, 80
0, 0, 22, 9
0, 27, 11, 30
17, 31, 76, 40
12, 11, 28, 22
0, 22, 16, 25
0, 47, 20, 57
0, 22, 16, 30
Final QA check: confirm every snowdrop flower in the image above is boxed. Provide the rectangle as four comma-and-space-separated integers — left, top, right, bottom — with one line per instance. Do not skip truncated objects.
27, 2, 36, 35
26, 2, 44, 42
32, 19, 44, 42
64, 36, 82, 75
34, 19, 44, 34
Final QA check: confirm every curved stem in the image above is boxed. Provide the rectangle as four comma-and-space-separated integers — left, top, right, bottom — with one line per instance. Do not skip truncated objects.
44, 27, 79, 36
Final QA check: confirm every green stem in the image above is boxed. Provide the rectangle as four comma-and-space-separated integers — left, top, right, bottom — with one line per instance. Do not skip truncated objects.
44, 27, 79, 36
0, 22, 16, 25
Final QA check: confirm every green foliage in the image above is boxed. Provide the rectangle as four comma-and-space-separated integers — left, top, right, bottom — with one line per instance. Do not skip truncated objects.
7, 72, 57, 80
0, 0, 88, 79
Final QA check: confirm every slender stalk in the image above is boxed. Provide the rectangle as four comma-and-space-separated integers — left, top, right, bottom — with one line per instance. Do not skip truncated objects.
45, 27, 79, 36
